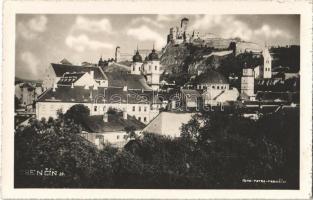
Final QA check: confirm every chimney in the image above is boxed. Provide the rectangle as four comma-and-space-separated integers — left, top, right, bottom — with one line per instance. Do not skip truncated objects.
52, 82, 58, 92
103, 112, 108, 122
123, 109, 127, 120
90, 70, 94, 79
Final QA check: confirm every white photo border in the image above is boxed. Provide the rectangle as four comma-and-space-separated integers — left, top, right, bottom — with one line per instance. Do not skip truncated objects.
2, 0, 312, 199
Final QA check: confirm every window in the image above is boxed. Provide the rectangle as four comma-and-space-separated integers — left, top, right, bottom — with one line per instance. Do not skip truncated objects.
155, 66, 157, 70
117, 135, 120, 140
144, 107, 147, 112
94, 106, 97, 111
132, 106, 135, 111
149, 65, 151, 70
212, 85, 215, 89
217, 86, 219, 89
144, 117, 147, 122
139, 106, 141, 112
138, 117, 141, 122
133, 66, 135, 71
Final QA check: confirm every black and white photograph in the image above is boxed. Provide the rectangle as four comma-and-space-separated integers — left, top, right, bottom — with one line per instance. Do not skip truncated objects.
2, 0, 312, 199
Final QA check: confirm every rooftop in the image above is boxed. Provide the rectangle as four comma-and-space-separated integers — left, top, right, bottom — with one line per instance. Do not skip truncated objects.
197, 70, 228, 85
51, 63, 106, 80
84, 113, 145, 133
37, 86, 162, 104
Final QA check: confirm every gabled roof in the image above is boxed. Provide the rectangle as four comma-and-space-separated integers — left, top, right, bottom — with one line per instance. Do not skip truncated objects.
84, 113, 145, 133
37, 86, 162, 104
51, 63, 106, 80
104, 72, 152, 90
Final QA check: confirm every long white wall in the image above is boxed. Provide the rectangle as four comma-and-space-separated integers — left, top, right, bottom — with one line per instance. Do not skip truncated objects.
36, 101, 159, 124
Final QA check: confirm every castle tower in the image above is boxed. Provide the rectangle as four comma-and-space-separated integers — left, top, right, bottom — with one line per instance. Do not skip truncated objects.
115, 46, 120, 63
131, 46, 143, 75
262, 47, 272, 79
145, 45, 160, 91
181, 18, 189, 32
241, 64, 255, 99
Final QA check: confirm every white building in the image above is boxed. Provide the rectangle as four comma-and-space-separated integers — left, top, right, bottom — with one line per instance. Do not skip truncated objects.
241, 67, 255, 100
142, 112, 194, 138
262, 47, 272, 79
80, 112, 145, 149
130, 47, 161, 91
36, 86, 161, 124
196, 70, 239, 106
42, 62, 108, 90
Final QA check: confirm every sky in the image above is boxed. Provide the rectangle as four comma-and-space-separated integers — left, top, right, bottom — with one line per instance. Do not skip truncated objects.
15, 14, 300, 80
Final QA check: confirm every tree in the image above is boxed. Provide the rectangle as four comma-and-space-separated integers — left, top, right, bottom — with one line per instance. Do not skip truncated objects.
14, 117, 99, 188
124, 125, 138, 140
64, 104, 90, 127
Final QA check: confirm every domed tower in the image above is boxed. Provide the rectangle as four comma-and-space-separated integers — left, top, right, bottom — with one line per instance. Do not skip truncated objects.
131, 47, 143, 75
145, 45, 161, 91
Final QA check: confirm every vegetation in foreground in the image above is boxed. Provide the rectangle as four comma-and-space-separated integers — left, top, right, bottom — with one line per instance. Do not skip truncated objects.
15, 105, 299, 189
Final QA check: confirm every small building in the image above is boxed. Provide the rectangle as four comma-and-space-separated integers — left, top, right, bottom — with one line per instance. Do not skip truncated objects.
142, 112, 194, 138
196, 70, 239, 106
181, 89, 201, 110
80, 112, 145, 149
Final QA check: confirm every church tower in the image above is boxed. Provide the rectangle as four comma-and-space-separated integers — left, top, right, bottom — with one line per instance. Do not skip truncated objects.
145, 45, 161, 91
262, 47, 272, 79
241, 64, 255, 99
131, 46, 143, 75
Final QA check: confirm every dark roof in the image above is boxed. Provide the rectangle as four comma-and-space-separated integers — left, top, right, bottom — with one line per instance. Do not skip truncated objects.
57, 72, 86, 86
147, 49, 159, 61
256, 91, 299, 102
103, 63, 130, 72
37, 86, 162, 104
83, 113, 145, 133
197, 70, 228, 84
51, 63, 106, 80
133, 50, 143, 62
60, 58, 72, 65
105, 72, 152, 90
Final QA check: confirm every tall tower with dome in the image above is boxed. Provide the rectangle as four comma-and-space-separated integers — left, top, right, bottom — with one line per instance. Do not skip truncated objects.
142, 45, 161, 91
131, 46, 143, 75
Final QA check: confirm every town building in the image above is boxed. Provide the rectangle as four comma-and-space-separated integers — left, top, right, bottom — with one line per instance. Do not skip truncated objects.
196, 70, 239, 106
36, 86, 161, 124
131, 47, 162, 91
42, 62, 108, 90
15, 82, 43, 108
80, 111, 145, 149
241, 67, 255, 100
142, 112, 194, 138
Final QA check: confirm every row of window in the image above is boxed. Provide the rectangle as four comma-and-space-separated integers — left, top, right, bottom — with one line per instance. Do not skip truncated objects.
133, 65, 158, 71
94, 105, 149, 113
132, 106, 147, 112
197, 85, 228, 90
137, 116, 147, 122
